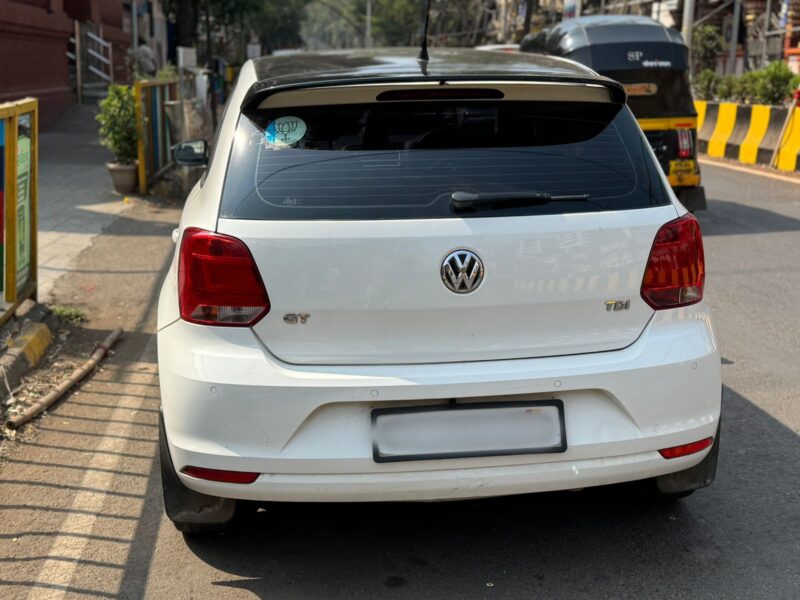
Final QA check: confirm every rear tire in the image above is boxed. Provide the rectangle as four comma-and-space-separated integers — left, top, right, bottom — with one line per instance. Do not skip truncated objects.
172, 521, 230, 534
159, 413, 237, 534
651, 485, 695, 501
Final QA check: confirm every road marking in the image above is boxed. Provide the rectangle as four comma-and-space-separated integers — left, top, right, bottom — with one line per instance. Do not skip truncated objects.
30, 345, 158, 599
699, 157, 800, 185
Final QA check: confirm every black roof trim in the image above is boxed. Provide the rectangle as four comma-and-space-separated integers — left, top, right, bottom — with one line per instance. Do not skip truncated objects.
241, 48, 626, 112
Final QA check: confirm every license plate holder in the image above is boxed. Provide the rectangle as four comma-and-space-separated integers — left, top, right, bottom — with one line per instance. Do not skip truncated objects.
669, 159, 696, 176
371, 400, 567, 463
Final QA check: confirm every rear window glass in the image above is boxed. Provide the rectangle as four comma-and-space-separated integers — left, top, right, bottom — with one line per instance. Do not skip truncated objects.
220, 100, 668, 220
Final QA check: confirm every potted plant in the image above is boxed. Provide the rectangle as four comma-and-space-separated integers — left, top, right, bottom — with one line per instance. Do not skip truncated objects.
96, 84, 139, 193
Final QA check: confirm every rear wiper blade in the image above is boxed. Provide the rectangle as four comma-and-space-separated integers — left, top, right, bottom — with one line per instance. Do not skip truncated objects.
450, 190, 592, 211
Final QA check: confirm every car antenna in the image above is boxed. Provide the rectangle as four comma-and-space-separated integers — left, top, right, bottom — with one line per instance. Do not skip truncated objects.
417, 0, 432, 73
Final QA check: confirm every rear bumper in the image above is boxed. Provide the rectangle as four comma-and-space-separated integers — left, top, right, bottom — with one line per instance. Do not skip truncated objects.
158, 303, 721, 502
180, 449, 712, 502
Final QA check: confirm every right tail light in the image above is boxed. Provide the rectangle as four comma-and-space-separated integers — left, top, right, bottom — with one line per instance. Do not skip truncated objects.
641, 214, 705, 310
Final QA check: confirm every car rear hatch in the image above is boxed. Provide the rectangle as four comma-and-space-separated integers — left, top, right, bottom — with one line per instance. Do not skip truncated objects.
216, 82, 677, 365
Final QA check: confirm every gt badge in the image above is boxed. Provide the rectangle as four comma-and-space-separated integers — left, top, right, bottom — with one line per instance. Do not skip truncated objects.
284, 313, 311, 324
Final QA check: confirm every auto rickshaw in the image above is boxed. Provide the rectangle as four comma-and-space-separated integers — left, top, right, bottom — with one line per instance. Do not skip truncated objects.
521, 16, 706, 211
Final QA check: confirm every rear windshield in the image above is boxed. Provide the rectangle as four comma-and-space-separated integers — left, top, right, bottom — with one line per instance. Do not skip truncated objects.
220, 100, 669, 220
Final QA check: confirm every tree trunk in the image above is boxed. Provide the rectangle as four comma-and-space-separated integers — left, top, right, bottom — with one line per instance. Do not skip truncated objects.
176, 0, 196, 47
523, 0, 534, 35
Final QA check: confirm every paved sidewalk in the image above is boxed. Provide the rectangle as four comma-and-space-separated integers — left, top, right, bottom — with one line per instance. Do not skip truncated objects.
38, 104, 131, 302
0, 199, 180, 599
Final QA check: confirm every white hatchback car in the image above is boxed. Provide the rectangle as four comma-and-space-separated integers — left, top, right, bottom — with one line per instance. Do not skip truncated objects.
158, 49, 721, 532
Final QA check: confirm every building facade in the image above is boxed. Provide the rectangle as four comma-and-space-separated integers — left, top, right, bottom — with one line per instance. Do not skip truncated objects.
0, 0, 136, 124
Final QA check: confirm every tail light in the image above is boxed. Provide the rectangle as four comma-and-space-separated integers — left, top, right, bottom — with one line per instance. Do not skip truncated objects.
178, 227, 270, 326
641, 214, 705, 310
659, 437, 713, 459
676, 129, 693, 159
181, 466, 260, 484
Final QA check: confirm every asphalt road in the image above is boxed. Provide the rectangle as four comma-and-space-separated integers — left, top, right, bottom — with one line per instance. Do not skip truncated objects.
1, 161, 799, 599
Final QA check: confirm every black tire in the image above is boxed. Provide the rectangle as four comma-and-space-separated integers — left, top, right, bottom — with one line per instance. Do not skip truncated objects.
172, 520, 230, 534
159, 413, 237, 534
651, 485, 695, 501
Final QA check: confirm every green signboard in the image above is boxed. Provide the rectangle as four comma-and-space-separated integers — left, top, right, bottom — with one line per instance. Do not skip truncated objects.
0, 118, 5, 294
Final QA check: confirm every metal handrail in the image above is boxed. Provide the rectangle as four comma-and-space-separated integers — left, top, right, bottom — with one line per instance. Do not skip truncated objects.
692, 1, 734, 28
88, 65, 112, 82
87, 48, 110, 65
85, 30, 111, 48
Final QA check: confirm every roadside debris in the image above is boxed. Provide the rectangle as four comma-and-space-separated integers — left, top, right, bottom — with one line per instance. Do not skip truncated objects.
5, 328, 123, 429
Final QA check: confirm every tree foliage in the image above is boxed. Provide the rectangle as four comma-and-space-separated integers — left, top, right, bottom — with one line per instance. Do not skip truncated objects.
691, 24, 725, 73
251, 0, 311, 50
162, 0, 311, 56
693, 62, 800, 105
303, 0, 493, 50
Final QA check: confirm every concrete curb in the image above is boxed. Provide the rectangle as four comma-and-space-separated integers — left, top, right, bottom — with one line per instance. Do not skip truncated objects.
695, 100, 800, 171
0, 300, 60, 401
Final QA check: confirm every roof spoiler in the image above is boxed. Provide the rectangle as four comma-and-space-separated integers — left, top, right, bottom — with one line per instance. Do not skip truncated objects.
240, 74, 627, 114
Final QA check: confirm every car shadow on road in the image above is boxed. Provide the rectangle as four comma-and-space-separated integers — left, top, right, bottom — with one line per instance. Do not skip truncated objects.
697, 199, 800, 236
171, 385, 799, 599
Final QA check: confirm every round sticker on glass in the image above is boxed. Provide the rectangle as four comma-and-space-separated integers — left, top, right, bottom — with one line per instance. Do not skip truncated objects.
265, 116, 307, 148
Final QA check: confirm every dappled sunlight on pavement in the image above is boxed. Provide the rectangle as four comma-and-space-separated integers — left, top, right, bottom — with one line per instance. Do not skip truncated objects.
37, 105, 136, 303
0, 198, 179, 598
0, 361, 160, 598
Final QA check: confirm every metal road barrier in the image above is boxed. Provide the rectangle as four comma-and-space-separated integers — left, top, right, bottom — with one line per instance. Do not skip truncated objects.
0, 98, 38, 324
134, 78, 180, 194
696, 100, 800, 172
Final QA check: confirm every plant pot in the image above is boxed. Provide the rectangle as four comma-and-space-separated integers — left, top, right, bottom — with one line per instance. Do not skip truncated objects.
106, 161, 138, 194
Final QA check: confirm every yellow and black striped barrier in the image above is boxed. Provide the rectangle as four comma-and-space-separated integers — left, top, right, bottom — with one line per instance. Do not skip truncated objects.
696, 100, 800, 172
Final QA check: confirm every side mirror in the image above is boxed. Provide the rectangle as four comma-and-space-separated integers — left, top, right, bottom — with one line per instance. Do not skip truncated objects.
173, 140, 208, 166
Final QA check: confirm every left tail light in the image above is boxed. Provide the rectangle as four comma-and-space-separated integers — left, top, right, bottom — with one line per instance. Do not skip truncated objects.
181, 466, 260, 484
676, 129, 693, 159
178, 227, 270, 326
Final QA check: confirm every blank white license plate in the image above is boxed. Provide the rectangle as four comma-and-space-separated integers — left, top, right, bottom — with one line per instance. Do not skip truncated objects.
372, 401, 566, 462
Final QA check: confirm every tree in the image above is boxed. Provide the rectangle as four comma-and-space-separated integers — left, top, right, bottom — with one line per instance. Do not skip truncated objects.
161, 0, 197, 46
691, 24, 725, 73
302, 0, 492, 49
162, 0, 310, 56
251, 0, 311, 51
372, 0, 421, 46
522, 0, 534, 36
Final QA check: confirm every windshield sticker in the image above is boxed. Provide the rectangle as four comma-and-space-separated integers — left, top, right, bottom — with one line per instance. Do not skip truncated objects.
265, 116, 307, 148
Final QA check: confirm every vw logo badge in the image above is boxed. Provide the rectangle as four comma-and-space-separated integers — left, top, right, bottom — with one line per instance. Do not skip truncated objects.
441, 250, 484, 294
